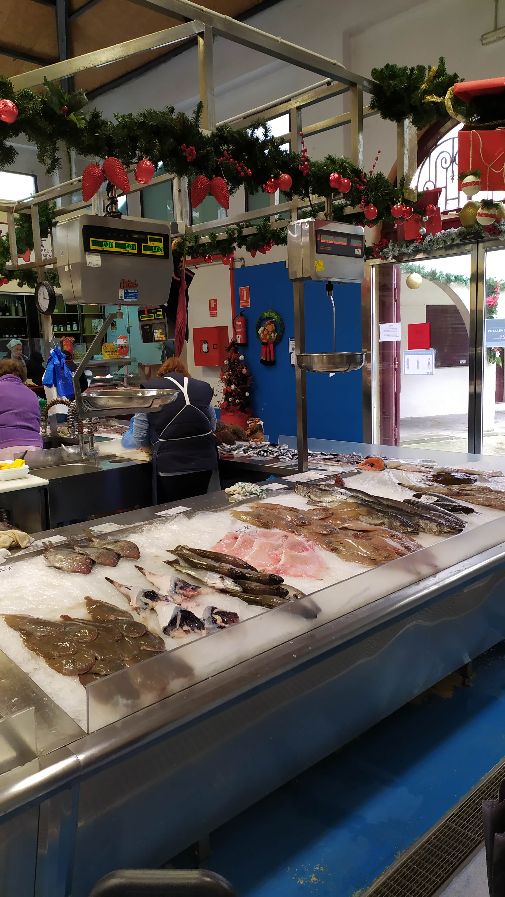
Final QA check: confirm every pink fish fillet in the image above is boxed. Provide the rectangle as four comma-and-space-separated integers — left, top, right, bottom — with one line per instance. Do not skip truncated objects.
212, 528, 327, 579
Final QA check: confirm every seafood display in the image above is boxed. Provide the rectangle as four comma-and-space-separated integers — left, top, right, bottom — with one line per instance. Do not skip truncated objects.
297, 483, 466, 536
412, 481, 505, 512
88, 535, 141, 560
3, 598, 166, 686
231, 503, 421, 567
44, 548, 95, 575
73, 544, 121, 567
214, 529, 329, 578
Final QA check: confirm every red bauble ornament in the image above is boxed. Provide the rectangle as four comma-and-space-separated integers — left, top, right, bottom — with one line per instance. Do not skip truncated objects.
222, 254, 233, 266
339, 177, 351, 194
264, 178, 277, 194
0, 99, 18, 125
425, 203, 437, 218
134, 158, 155, 185
191, 175, 210, 209
391, 203, 404, 219
401, 204, 413, 219
60, 105, 69, 117
210, 176, 230, 210
329, 172, 342, 190
102, 157, 130, 193
82, 162, 106, 202
204, 254, 213, 264
250, 249, 257, 257
277, 173, 292, 192
364, 204, 378, 221
22, 248, 31, 263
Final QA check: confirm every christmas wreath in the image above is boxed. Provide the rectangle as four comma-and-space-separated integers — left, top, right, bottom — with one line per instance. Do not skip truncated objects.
256, 309, 285, 365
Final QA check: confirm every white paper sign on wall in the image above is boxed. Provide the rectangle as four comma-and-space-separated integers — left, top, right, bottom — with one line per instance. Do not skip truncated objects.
379, 322, 401, 342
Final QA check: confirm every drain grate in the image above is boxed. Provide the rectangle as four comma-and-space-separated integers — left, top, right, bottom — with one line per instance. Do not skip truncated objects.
364, 757, 505, 897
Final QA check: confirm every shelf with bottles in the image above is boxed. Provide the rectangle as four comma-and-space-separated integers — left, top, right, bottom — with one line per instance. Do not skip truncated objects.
0, 297, 26, 318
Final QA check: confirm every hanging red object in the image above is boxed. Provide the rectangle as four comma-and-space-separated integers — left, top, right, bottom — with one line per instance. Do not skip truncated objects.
0, 100, 18, 124
82, 162, 106, 201
102, 157, 130, 193
134, 158, 155, 185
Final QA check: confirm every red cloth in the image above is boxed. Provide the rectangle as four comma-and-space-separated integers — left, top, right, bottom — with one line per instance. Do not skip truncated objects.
453, 79, 505, 104
458, 129, 505, 190
174, 260, 187, 356
408, 323, 431, 350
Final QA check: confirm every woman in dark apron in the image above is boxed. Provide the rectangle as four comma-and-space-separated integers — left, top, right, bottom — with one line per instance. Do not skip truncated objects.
127, 357, 218, 503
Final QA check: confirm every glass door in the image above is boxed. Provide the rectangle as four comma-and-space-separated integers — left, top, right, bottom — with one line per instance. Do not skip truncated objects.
481, 247, 505, 455
373, 253, 472, 452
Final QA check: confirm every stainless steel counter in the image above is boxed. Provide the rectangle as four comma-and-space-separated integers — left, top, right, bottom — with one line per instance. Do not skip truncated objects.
3, 441, 505, 897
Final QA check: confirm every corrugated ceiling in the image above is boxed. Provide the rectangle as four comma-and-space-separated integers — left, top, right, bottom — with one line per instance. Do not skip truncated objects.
0, 0, 280, 95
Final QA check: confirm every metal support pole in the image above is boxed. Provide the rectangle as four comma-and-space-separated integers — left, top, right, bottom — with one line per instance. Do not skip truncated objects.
469, 243, 485, 455
350, 85, 364, 169
72, 312, 119, 419
198, 26, 216, 131
289, 108, 302, 221
6, 212, 18, 269
293, 281, 308, 472
397, 120, 418, 199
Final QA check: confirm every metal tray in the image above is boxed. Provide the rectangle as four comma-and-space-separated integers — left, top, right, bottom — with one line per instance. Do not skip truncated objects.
296, 352, 365, 373
82, 388, 178, 413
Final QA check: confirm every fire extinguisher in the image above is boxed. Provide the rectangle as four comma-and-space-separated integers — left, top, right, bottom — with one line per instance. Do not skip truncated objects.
233, 313, 248, 346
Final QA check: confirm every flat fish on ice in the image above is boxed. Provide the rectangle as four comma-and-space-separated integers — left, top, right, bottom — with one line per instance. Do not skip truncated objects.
44, 548, 94, 574
73, 544, 120, 567
88, 535, 140, 559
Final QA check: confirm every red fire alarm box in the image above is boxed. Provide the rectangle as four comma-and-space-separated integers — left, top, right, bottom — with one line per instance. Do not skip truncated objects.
408, 323, 431, 350
193, 325, 229, 366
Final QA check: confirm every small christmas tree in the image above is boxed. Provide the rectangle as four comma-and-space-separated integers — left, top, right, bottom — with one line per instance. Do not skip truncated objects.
220, 341, 252, 415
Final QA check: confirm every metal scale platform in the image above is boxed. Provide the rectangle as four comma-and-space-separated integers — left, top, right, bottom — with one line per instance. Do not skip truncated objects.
287, 218, 366, 470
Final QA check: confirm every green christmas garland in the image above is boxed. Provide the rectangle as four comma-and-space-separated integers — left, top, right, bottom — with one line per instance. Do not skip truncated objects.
370, 58, 462, 130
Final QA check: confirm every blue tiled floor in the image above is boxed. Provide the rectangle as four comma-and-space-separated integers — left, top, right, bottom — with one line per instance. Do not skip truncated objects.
206, 644, 505, 897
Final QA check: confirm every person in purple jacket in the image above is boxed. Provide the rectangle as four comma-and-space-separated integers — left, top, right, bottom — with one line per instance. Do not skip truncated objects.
0, 358, 43, 458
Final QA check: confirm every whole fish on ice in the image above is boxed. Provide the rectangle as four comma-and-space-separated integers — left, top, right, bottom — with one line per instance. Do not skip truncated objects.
44, 547, 94, 574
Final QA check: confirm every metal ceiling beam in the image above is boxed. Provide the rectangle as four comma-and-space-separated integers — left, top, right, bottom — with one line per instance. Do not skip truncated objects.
69, 0, 105, 22
10, 19, 205, 89
30, 0, 56, 5
56, 0, 73, 91
130, 0, 374, 90
0, 45, 58, 66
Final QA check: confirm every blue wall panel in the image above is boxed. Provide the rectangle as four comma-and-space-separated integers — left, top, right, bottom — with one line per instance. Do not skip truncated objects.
234, 261, 363, 443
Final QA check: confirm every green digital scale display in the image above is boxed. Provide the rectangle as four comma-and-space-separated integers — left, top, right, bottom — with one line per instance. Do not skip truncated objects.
82, 225, 169, 259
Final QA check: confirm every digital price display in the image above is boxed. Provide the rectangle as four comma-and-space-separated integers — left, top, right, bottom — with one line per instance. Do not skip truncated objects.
316, 228, 364, 259
139, 307, 164, 322
83, 225, 169, 259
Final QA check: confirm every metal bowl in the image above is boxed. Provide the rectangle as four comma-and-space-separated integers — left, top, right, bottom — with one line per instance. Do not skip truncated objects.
82, 388, 178, 413
296, 352, 366, 373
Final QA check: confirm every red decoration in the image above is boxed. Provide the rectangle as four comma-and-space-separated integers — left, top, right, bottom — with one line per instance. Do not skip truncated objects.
60, 105, 70, 117
175, 260, 187, 357
264, 178, 277, 194
364, 204, 378, 221
408, 323, 431, 351
329, 172, 342, 190
22, 248, 31, 263
401, 204, 413, 219
458, 129, 505, 191
0, 99, 18, 125
82, 162, 106, 202
425, 203, 437, 218
134, 158, 155, 185
210, 176, 230, 210
204, 254, 213, 264
277, 173, 292, 191
299, 132, 310, 176
339, 177, 351, 194
102, 157, 130, 193
191, 175, 211, 208
222, 254, 234, 266
181, 143, 197, 162
391, 203, 404, 219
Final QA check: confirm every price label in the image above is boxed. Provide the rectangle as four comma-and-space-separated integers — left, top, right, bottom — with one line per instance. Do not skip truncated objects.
284, 470, 330, 483
90, 522, 130, 534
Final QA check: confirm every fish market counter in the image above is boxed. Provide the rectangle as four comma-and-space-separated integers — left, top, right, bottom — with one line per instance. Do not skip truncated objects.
4, 442, 505, 897
30, 455, 152, 528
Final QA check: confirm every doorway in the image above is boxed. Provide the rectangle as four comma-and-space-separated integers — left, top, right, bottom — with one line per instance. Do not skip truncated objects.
367, 244, 504, 455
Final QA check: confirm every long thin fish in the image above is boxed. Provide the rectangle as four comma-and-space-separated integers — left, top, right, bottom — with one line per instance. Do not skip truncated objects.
172, 545, 284, 586
295, 483, 419, 534
339, 485, 465, 535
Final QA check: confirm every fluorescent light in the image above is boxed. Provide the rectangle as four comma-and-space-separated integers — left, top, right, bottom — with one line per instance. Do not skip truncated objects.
481, 25, 505, 44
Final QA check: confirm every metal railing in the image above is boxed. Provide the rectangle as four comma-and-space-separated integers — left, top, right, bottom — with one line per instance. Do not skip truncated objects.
0, 0, 387, 273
